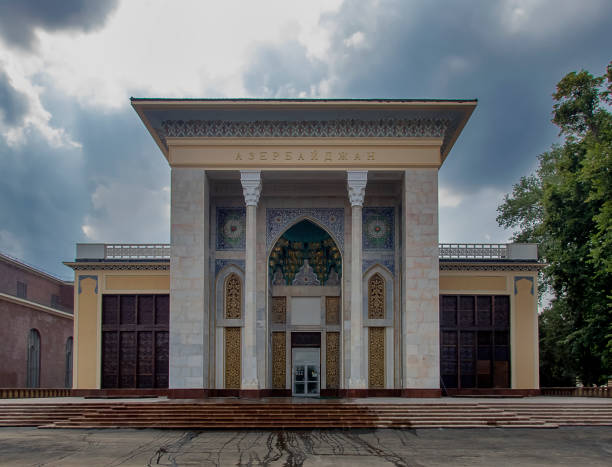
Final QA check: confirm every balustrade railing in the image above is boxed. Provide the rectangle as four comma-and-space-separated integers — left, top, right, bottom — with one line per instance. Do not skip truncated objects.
104, 244, 170, 259
76, 242, 537, 261
438, 243, 507, 260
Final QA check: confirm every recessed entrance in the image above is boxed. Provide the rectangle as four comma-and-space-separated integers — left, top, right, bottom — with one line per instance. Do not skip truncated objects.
292, 348, 320, 396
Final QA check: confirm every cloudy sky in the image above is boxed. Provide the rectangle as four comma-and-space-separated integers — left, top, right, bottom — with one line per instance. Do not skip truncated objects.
0, 0, 610, 279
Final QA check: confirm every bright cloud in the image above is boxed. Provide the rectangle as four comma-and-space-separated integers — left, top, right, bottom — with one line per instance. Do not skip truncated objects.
82, 181, 170, 243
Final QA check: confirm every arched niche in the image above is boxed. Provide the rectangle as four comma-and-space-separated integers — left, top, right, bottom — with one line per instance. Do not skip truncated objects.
362, 264, 394, 326
215, 264, 245, 326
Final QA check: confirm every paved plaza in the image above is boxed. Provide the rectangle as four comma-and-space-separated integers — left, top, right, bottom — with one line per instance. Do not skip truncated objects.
0, 425, 611, 466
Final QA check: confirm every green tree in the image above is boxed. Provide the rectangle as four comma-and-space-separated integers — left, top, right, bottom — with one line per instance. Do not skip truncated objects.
497, 62, 612, 386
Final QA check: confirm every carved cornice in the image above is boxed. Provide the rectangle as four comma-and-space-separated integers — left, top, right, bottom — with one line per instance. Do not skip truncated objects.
240, 170, 262, 206
65, 262, 169, 271
160, 118, 449, 140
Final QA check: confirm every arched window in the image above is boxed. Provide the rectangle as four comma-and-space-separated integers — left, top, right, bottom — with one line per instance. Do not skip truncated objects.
368, 273, 385, 319
224, 273, 242, 319
26, 329, 41, 388
65, 337, 73, 388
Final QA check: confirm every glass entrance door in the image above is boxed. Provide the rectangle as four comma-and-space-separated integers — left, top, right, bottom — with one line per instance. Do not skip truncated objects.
292, 348, 320, 396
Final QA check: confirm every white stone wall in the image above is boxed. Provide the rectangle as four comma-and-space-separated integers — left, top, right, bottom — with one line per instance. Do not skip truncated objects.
401, 168, 440, 388
169, 168, 209, 388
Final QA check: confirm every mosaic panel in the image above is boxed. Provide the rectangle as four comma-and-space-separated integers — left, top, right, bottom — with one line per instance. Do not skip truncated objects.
363, 258, 395, 275
272, 332, 286, 389
224, 273, 242, 319
326, 297, 340, 325
368, 327, 385, 389
266, 208, 344, 252
368, 274, 385, 320
224, 327, 241, 389
363, 207, 394, 250
271, 297, 286, 324
216, 208, 246, 250
215, 259, 245, 277
326, 332, 340, 389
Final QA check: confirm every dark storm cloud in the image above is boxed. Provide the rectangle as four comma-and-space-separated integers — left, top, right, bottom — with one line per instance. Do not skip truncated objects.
244, 40, 327, 97
242, 0, 612, 194
0, 0, 119, 50
0, 83, 168, 278
0, 69, 28, 125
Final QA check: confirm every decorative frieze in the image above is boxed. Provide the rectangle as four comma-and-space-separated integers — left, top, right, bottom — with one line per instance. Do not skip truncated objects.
326, 332, 340, 389
224, 274, 242, 319
368, 274, 385, 320
271, 297, 286, 324
272, 332, 286, 389
160, 118, 449, 139
325, 296, 340, 325
224, 327, 241, 389
368, 327, 385, 389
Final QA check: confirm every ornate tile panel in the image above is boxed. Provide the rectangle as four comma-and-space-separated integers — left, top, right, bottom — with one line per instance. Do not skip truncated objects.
215, 259, 245, 277
363, 257, 395, 275
224, 273, 242, 319
363, 207, 394, 250
326, 332, 340, 389
368, 327, 385, 389
272, 332, 286, 389
271, 297, 286, 324
326, 297, 340, 325
368, 274, 385, 320
266, 208, 344, 252
224, 327, 241, 389
216, 208, 246, 250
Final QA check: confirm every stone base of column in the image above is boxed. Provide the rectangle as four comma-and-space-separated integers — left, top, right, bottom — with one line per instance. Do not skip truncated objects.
347, 377, 367, 389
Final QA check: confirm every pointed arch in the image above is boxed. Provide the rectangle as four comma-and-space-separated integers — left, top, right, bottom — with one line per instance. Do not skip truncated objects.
267, 214, 344, 259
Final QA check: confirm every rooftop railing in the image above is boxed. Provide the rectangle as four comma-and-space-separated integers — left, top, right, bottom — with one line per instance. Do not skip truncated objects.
76, 243, 170, 260
76, 242, 538, 261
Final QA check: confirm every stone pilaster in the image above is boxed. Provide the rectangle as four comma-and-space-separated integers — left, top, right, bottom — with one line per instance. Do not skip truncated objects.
347, 170, 367, 389
401, 168, 439, 389
240, 170, 262, 390
169, 168, 209, 388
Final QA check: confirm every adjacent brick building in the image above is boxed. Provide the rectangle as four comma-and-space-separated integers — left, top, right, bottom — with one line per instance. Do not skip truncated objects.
0, 252, 74, 388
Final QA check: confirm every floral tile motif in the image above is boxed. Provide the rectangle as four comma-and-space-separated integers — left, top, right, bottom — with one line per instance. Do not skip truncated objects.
215, 259, 245, 277
266, 208, 344, 252
363, 207, 394, 250
216, 208, 246, 250
363, 257, 395, 276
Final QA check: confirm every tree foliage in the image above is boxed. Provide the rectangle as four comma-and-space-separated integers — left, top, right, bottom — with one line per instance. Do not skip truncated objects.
497, 62, 612, 386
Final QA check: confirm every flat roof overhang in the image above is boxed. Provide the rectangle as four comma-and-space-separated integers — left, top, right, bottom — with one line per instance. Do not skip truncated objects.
131, 98, 477, 169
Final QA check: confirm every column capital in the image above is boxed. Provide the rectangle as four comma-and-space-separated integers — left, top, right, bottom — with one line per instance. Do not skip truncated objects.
347, 170, 368, 207
240, 170, 262, 206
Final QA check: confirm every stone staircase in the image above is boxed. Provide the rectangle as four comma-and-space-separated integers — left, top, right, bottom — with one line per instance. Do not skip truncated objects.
1, 401, 611, 429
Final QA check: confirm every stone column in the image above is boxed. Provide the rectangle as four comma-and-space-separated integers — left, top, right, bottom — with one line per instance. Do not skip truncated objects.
401, 168, 439, 391
240, 170, 262, 391
347, 170, 367, 389
169, 168, 208, 389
